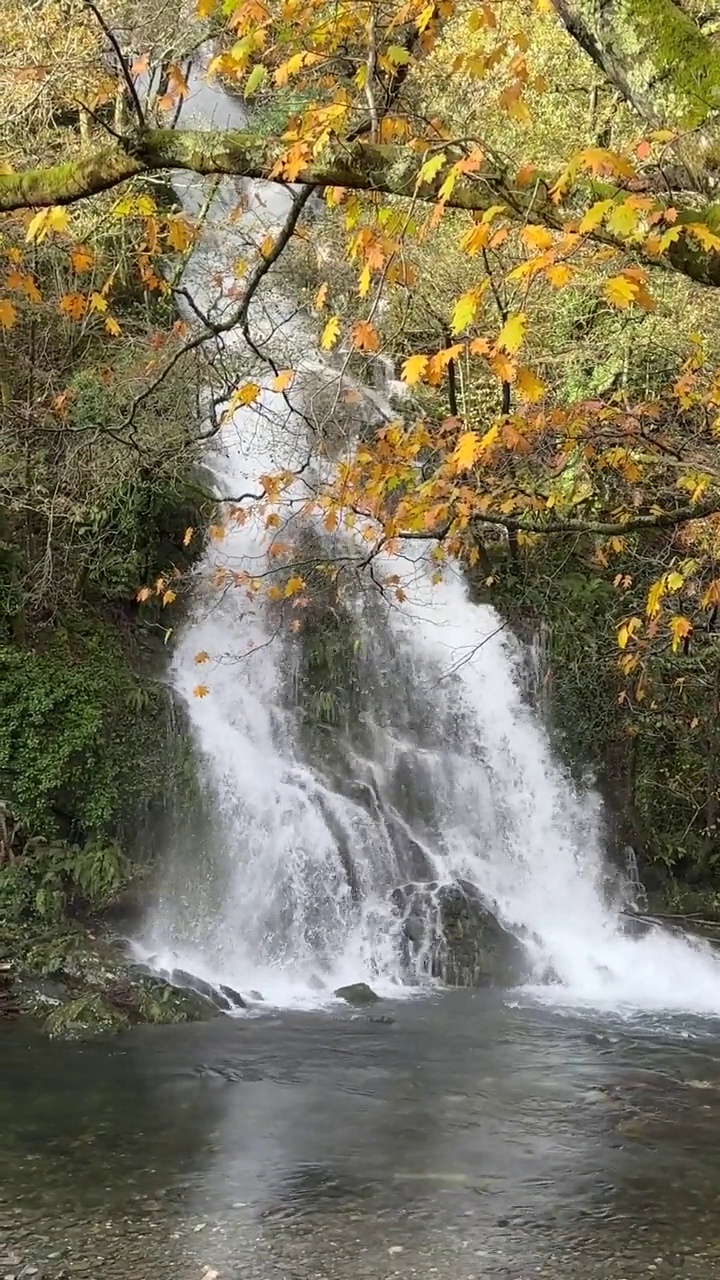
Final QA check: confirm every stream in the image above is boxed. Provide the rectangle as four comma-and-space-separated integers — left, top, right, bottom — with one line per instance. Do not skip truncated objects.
4, 995, 720, 1279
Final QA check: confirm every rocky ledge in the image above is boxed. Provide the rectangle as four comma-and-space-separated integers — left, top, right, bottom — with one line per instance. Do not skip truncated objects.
0, 926, 229, 1040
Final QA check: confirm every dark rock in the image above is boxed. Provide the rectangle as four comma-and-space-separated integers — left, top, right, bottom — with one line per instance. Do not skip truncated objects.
391, 879, 530, 988
170, 968, 232, 1010
334, 982, 380, 1006
370, 1014, 395, 1024
402, 914, 426, 944
219, 983, 247, 1009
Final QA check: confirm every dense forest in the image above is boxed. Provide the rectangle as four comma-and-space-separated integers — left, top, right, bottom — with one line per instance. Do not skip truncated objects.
4, 0, 720, 964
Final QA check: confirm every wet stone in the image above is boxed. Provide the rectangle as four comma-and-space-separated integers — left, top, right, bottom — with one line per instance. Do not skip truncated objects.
334, 983, 380, 1005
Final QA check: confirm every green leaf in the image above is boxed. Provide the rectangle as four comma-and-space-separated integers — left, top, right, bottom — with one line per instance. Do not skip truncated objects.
244, 63, 268, 98
386, 45, 412, 66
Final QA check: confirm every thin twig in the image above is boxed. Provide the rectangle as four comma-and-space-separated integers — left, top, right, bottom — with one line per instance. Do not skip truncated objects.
82, 0, 145, 127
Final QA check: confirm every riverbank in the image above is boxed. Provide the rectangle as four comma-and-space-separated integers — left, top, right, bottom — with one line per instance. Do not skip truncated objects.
0, 921, 223, 1038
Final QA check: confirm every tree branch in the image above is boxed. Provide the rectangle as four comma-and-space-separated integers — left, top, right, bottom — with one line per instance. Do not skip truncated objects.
5, 128, 720, 286
469, 496, 720, 536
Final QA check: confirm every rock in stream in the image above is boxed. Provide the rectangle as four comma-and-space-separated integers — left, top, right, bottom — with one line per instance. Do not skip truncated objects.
391, 879, 531, 987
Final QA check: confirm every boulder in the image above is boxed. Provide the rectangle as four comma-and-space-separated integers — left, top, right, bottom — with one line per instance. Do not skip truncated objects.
391, 879, 530, 988
334, 982, 380, 1005
169, 967, 233, 1010
219, 982, 248, 1009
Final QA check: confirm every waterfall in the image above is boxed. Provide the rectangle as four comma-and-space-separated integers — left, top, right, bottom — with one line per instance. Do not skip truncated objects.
136, 60, 720, 1017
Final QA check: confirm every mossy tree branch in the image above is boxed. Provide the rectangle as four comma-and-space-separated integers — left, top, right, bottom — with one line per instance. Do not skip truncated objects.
4, 129, 720, 287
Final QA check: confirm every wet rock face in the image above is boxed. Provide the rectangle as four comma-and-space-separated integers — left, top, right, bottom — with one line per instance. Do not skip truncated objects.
391, 879, 530, 988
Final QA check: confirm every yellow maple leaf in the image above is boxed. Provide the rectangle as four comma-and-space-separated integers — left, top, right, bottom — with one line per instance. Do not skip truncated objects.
402, 354, 429, 385
655, 225, 682, 254
702, 579, 720, 608
321, 315, 341, 350
521, 225, 553, 252
578, 198, 613, 234
193, 684, 210, 698
496, 312, 526, 354
90, 291, 107, 313
0, 298, 17, 329
7, 271, 41, 302
451, 291, 479, 335
459, 222, 490, 256
604, 274, 639, 308
284, 575, 305, 597
234, 382, 260, 406
451, 431, 479, 472
26, 205, 69, 244
166, 216, 194, 252
417, 151, 447, 185
606, 200, 642, 239
646, 578, 666, 618
576, 147, 635, 179
670, 615, 692, 653
516, 367, 545, 402
162, 589, 177, 607
688, 223, 720, 253
104, 316, 121, 336
194, 650, 210, 664
351, 320, 380, 352
272, 369, 294, 392
183, 527, 194, 546
490, 353, 517, 383
58, 293, 86, 320
136, 586, 153, 602
545, 263, 574, 288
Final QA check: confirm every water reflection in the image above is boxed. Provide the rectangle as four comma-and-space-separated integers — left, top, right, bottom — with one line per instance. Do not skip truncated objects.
4, 998, 720, 1278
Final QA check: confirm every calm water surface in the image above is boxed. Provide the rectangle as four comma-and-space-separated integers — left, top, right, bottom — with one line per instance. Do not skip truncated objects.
3, 990, 720, 1279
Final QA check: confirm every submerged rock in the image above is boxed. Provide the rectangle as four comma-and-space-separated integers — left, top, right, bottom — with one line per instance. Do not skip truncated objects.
334, 982, 380, 1005
391, 879, 530, 988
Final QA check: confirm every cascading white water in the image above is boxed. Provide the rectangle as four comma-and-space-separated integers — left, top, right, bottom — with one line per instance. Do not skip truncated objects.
138, 59, 720, 1017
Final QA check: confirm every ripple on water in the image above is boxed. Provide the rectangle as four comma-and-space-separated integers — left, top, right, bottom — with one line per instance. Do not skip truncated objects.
4, 994, 720, 1279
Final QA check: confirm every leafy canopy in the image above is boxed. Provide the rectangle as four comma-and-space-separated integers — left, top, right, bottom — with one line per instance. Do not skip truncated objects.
4, 0, 720, 694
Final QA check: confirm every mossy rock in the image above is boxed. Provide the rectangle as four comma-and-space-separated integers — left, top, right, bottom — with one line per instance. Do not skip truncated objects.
334, 982, 380, 1005
6, 927, 221, 1034
111, 973, 221, 1025
45, 992, 130, 1040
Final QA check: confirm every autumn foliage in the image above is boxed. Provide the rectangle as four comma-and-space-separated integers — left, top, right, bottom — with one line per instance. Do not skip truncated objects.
4, 0, 720, 713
